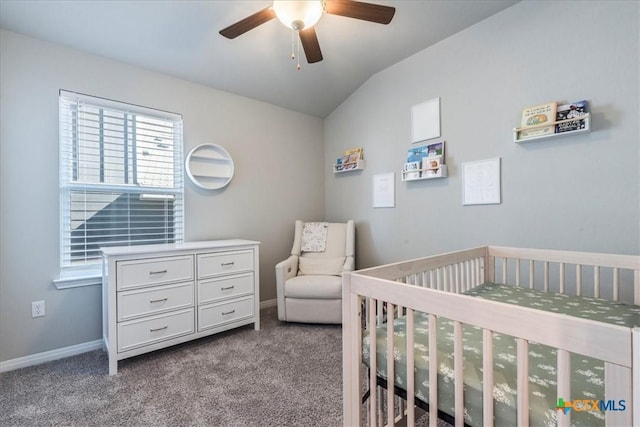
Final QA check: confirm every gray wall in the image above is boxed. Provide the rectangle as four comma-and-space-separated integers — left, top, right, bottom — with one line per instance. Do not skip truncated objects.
0, 30, 325, 362
325, 0, 640, 269
2, 0, 639, 365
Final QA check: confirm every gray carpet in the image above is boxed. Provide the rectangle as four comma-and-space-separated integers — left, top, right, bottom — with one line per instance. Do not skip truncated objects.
1, 307, 447, 426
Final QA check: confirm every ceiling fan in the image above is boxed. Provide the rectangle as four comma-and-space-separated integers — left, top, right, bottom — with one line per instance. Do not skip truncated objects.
219, 0, 396, 66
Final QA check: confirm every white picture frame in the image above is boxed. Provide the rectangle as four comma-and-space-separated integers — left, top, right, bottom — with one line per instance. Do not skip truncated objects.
462, 157, 501, 205
372, 172, 395, 208
411, 97, 441, 143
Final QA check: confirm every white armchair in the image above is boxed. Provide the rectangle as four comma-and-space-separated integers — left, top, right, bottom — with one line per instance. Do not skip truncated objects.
275, 220, 355, 324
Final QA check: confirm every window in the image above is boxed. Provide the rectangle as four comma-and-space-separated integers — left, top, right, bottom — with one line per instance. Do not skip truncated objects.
59, 91, 184, 276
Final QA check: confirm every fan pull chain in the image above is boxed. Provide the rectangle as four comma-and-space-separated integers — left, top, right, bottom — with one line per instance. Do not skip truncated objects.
289, 28, 301, 71
291, 29, 295, 60
296, 36, 301, 70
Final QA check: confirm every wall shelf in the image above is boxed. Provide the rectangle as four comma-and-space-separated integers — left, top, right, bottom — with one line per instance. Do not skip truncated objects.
513, 113, 591, 143
186, 143, 234, 190
401, 164, 448, 181
334, 159, 365, 173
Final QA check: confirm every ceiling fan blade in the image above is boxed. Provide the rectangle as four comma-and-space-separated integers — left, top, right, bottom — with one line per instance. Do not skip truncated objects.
324, 0, 395, 24
299, 27, 323, 64
219, 7, 276, 39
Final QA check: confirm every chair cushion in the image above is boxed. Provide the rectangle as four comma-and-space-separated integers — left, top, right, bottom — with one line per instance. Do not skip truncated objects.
298, 256, 345, 276
284, 275, 342, 299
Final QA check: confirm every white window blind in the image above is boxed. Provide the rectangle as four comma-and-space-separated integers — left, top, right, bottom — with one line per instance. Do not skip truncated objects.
59, 91, 184, 274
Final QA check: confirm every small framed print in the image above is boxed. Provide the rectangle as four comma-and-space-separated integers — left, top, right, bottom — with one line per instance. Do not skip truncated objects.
462, 157, 501, 205
372, 172, 395, 208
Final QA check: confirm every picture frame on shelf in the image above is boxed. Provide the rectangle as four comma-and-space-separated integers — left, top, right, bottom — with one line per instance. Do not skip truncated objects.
422, 155, 442, 178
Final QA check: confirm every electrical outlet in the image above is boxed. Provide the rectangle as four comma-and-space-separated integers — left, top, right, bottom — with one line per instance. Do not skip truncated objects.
32, 300, 45, 317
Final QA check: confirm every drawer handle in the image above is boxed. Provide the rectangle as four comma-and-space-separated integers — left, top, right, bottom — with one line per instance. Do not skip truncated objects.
150, 325, 168, 332
221, 286, 235, 291
149, 270, 168, 275
222, 310, 235, 316
221, 262, 235, 268
149, 297, 168, 304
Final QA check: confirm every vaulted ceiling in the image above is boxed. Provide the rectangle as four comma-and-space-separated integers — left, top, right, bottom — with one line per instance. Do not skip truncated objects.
0, 1, 518, 117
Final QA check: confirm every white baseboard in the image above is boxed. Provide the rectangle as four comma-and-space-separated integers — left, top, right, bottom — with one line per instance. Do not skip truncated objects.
1, 302, 278, 373
260, 298, 277, 309
0, 339, 103, 373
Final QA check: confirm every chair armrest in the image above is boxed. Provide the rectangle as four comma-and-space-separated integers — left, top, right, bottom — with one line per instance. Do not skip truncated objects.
275, 255, 298, 321
275, 255, 298, 283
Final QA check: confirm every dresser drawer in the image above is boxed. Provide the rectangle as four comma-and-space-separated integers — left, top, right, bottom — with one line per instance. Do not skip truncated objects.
197, 250, 253, 279
198, 273, 254, 305
198, 296, 254, 331
117, 255, 194, 290
117, 282, 194, 322
118, 308, 194, 352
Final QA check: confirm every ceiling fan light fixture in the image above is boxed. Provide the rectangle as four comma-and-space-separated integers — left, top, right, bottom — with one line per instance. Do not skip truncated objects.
273, 0, 323, 31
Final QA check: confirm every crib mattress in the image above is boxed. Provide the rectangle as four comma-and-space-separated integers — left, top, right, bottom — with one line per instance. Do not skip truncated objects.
362, 283, 640, 427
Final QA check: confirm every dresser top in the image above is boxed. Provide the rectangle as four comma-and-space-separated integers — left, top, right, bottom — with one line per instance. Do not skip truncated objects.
101, 239, 260, 257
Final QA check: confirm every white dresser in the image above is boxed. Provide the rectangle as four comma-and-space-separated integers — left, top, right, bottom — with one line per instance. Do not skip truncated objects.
102, 239, 260, 375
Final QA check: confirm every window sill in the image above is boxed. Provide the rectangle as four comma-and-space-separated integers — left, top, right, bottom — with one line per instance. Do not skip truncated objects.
52, 274, 102, 290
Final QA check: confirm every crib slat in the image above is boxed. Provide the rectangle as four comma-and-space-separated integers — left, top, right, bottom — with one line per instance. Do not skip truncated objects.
465, 260, 471, 291
344, 285, 362, 426
482, 329, 494, 427
517, 338, 529, 427
454, 321, 464, 427
576, 264, 582, 296
501, 257, 507, 283
604, 362, 632, 426
387, 303, 395, 427
454, 264, 460, 293
543, 261, 549, 292
556, 349, 571, 427
368, 298, 377, 427
593, 265, 600, 298
406, 309, 415, 426
471, 259, 476, 287
613, 268, 619, 301
529, 260, 534, 289
515, 258, 521, 286
428, 314, 438, 427
559, 262, 565, 294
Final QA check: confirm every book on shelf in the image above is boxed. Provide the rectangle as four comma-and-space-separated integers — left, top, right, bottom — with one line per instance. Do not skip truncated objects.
403, 161, 421, 180
519, 101, 557, 139
407, 141, 445, 162
555, 100, 588, 133
344, 147, 363, 163
425, 141, 445, 163
334, 155, 348, 171
422, 155, 442, 177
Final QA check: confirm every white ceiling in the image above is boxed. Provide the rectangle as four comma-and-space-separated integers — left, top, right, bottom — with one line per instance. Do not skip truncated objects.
0, 0, 518, 117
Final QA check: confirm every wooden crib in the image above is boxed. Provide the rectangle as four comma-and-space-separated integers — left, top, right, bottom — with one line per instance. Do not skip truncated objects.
342, 246, 640, 426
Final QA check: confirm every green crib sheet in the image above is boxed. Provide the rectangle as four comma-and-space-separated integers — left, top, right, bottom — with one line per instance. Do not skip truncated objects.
362, 283, 639, 426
